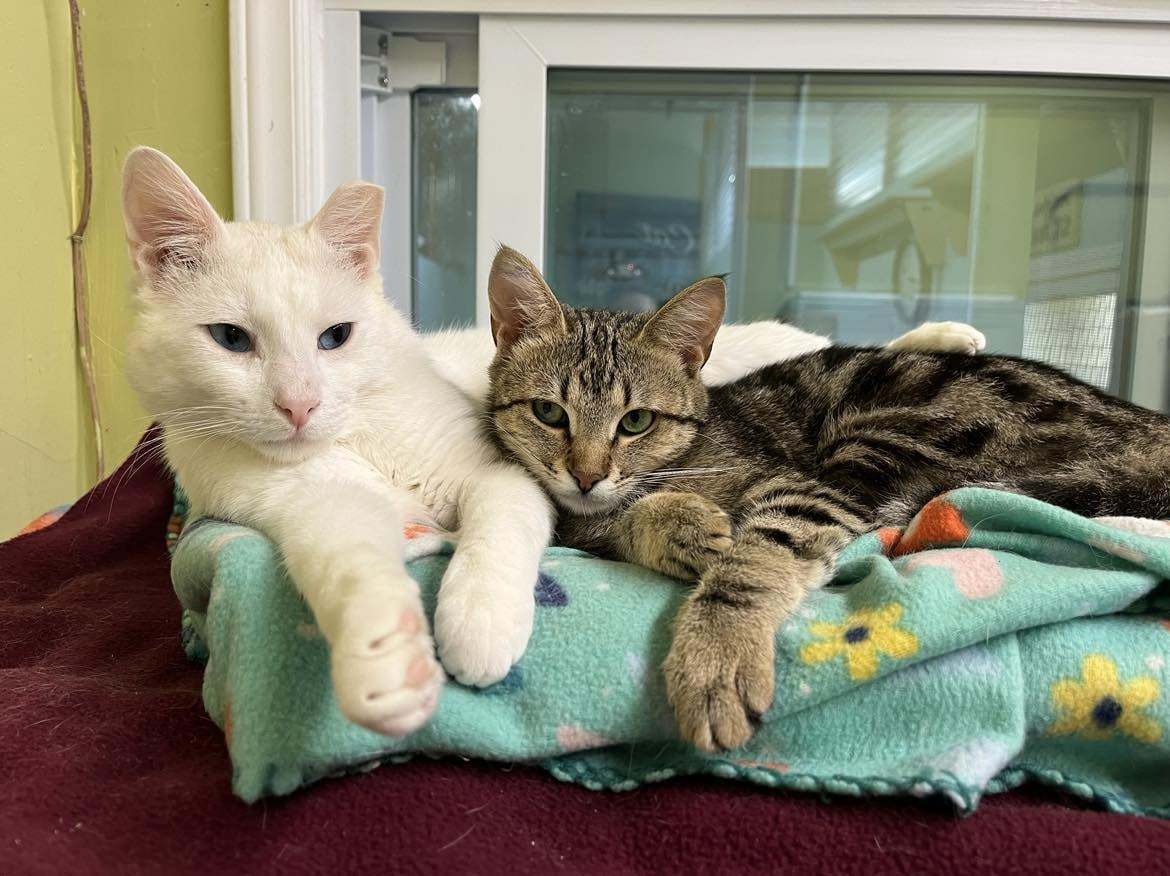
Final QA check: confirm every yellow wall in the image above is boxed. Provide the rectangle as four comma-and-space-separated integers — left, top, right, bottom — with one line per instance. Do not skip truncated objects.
0, 3, 89, 538
82, 0, 233, 481
0, 1, 232, 538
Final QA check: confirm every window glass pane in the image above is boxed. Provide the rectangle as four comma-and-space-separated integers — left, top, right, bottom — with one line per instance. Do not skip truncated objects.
412, 88, 478, 329
546, 71, 1170, 408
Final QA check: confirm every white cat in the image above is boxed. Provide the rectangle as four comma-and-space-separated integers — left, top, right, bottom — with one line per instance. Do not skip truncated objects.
123, 148, 553, 736
122, 146, 984, 737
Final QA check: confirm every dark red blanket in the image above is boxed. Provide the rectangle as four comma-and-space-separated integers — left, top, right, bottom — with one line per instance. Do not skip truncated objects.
2, 439, 1168, 875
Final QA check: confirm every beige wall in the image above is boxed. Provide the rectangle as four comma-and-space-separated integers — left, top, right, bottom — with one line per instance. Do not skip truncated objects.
0, 1, 232, 538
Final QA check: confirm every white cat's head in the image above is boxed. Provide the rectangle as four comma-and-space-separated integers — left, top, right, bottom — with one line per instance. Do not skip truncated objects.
123, 147, 409, 463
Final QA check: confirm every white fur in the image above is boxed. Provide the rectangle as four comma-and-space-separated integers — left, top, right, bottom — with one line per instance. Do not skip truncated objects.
886, 321, 987, 355
123, 148, 553, 737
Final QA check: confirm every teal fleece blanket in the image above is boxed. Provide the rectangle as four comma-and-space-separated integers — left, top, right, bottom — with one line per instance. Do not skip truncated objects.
171, 488, 1170, 813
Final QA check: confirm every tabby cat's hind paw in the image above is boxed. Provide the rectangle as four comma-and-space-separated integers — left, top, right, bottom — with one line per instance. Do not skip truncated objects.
886, 321, 986, 355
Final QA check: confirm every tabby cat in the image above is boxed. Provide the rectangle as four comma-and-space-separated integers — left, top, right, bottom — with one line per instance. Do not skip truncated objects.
486, 246, 1170, 752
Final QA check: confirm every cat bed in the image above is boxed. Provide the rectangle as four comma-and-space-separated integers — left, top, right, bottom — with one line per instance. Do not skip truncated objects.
171, 488, 1170, 814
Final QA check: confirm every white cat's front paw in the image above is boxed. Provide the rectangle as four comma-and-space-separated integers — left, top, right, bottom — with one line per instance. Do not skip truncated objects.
888, 321, 986, 355
330, 584, 444, 737
433, 558, 535, 687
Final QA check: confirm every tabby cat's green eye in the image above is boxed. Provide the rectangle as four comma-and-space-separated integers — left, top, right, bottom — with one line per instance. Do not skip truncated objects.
532, 400, 569, 428
619, 409, 656, 436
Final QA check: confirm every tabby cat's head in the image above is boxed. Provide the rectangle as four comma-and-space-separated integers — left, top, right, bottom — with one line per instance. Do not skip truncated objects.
487, 246, 725, 516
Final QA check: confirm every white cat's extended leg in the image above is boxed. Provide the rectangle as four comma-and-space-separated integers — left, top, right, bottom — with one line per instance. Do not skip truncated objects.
268, 473, 444, 736
886, 321, 986, 354
433, 461, 554, 686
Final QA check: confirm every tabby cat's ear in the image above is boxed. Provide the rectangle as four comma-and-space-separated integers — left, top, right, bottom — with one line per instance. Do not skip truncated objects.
309, 181, 385, 280
488, 245, 566, 353
122, 146, 223, 278
640, 277, 726, 372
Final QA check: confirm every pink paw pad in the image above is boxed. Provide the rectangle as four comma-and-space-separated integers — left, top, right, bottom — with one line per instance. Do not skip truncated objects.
406, 655, 434, 688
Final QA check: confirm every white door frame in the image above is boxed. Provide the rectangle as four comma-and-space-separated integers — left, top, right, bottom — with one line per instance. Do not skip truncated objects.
231, 1, 1170, 327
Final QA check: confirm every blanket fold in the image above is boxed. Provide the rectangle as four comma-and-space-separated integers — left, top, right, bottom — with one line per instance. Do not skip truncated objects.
172, 488, 1170, 812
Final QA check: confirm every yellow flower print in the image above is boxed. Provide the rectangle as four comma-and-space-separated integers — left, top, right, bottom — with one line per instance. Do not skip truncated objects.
1047, 653, 1162, 744
799, 602, 919, 681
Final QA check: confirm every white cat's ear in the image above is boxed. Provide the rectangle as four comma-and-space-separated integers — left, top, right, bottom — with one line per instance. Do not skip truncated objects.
640, 276, 726, 371
309, 181, 384, 280
488, 245, 566, 352
122, 146, 223, 277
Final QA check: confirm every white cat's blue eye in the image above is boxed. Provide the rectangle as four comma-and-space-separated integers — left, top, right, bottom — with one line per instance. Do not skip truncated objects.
207, 323, 252, 353
318, 323, 353, 350
531, 400, 569, 428
618, 409, 656, 436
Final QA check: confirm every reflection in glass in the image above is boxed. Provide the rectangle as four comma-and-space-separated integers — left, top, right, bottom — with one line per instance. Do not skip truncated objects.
546, 72, 1170, 408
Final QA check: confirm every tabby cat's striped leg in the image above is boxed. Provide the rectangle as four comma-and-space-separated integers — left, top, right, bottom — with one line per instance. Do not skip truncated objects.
662, 484, 865, 750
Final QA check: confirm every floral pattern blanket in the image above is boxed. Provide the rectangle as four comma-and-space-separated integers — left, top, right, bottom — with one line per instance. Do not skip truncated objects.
172, 488, 1170, 813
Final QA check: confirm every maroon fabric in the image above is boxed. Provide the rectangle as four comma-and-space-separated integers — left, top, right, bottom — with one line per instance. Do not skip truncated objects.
2, 438, 1168, 875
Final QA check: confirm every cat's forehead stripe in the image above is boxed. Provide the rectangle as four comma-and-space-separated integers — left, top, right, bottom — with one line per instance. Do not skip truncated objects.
566, 308, 643, 399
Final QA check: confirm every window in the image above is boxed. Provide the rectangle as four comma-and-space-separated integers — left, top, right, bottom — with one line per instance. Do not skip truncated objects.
546, 71, 1170, 400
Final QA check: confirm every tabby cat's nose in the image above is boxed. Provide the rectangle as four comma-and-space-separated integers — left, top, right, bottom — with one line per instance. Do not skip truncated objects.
571, 468, 604, 493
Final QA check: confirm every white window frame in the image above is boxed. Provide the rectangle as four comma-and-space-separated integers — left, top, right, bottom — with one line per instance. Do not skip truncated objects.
231, 2, 1170, 404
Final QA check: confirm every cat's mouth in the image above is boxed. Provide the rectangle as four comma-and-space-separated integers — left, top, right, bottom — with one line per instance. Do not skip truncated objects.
259, 432, 313, 446
548, 479, 625, 516
253, 427, 333, 457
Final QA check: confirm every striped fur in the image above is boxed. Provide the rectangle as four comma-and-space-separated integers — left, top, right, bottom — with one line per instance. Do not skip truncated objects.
487, 249, 1170, 752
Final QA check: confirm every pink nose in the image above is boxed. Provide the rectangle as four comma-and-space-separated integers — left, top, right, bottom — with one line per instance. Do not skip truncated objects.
571, 468, 605, 493
276, 397, 320, 430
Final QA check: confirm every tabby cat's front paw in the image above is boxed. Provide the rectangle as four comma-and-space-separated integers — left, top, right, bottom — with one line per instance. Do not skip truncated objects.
629, 492, 733, 581
433, 556, 535, 687
663, 599, 775, 751
330, 583, 445, 737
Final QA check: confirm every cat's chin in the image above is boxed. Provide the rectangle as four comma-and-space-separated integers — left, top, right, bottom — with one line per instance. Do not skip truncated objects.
251, 432, 335, 463
552, 488, 623, 517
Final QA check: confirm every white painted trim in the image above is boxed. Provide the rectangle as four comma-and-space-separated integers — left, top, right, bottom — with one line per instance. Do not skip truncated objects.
229, 0, 250, 219
503, 15, 1170, 78
326, 1, 1170, 25
230, 0, 329, 225
292, 1, 327, 219
321, 10, 362, 194
1129, 94, 1170, 410
474, 16, 547, 323
367, 93, 414, 317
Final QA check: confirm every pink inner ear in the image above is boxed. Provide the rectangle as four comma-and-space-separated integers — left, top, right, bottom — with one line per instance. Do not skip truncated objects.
311, 183, 384, 279
641, 277, 725, 370
681, 345, 705, 369
136, 211, 211, 272
314, 222, 378, 278
339, 242, 377, 276
123, 156, 221, 276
